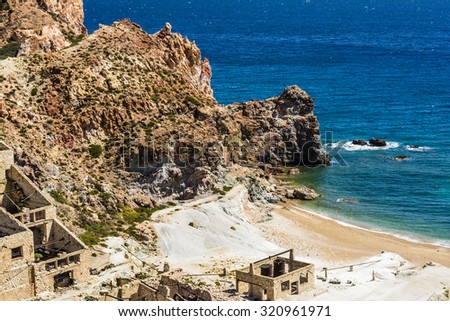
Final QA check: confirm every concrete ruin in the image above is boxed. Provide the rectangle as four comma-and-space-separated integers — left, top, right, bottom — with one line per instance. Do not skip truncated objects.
235, 249, 314, 301
133, 275, 213, 301
0, 142, 89, 300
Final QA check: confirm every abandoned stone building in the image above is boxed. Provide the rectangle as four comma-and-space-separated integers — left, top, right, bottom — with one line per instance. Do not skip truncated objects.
235, 249, 314, 301
133, 275, 213, 301
0, 141, 89, 300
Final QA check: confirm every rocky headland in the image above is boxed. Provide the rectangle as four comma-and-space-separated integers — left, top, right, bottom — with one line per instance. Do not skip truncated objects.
0, 0, 328, 241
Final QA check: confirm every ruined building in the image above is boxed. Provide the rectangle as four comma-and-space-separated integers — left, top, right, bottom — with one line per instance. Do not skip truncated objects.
0, 142, 89, 300
235, 249, 314, 301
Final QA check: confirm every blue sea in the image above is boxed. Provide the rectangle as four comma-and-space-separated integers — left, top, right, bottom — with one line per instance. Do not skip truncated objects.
83, 0, 450, 245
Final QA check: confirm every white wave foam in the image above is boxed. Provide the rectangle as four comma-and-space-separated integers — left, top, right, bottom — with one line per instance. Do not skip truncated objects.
405, 145, 432, 152
327, 141, 400, 151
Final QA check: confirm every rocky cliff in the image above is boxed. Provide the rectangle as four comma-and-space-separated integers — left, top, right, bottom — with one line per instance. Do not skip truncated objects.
0, 3, 328, 240
0, 0, 86, 56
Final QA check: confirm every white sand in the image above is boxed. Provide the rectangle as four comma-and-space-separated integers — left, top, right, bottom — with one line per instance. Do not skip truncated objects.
154, 186, 280, 272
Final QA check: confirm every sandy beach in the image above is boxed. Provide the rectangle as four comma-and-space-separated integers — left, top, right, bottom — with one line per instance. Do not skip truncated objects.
268, 202, 450, 267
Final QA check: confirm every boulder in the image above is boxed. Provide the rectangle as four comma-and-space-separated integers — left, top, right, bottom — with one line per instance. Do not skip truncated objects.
369, 138, 387, 147
352, 139, 368, 146
286, 186, 320, 200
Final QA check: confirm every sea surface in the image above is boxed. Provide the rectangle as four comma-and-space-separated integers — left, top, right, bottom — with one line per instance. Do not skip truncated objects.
83, 0, 450, 245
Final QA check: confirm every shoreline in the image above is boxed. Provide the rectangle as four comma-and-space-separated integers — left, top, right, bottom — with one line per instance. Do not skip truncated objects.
291, 202, 450, 250
268, 200, 450, 268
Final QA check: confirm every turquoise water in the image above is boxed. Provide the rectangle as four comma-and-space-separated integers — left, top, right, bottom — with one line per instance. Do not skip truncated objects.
83, 0, 450, 245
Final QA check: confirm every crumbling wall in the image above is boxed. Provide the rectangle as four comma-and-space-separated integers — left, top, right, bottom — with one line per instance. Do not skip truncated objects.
0, 143, 14, 205
159, 276, 212, 301
0, 212, 34, 300
135, 276, 213, 301
33, 250, 90, 294
135, 283, 173, 301
8, 166, 51, 210
46, 219, 86, 253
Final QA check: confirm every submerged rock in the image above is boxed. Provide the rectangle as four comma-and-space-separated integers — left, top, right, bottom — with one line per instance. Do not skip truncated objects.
394, 155, 409, 161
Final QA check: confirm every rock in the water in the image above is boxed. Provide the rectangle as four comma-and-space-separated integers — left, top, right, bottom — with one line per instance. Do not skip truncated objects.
289, 168, 300, 175
286, 186, 320, 200
394, 155, 408, 161
369, 138, 387, 147
352, 140, 368, 146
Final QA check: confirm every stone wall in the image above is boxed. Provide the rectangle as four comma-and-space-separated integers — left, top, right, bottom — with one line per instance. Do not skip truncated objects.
33, 251, 89, 294
0, 142, 14, 206
46, 218, 86, 253
0, 210, 34, 300
8, 166, 52, 210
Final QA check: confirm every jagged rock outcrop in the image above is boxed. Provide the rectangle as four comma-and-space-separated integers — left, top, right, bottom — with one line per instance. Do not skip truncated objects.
219, 86, 330, 167
286, 186, 320, 200
0, 0, 86, 56
0, 12, 328, 219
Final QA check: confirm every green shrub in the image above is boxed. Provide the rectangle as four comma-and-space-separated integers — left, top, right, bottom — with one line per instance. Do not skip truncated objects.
0, 42, 20, 60
212, 187, 226, 196
89, 144, 102, 158
150, 94, 159, 103
183, 95, 201, 106
167, 113, 176, 122
80, 232, 100, 246
49, 190, 68, 204
88, 189, 99, 196
135, 273, 148, 280
68, 33, 84, 47
34, 253, 43, 261
122, 206, 165, 224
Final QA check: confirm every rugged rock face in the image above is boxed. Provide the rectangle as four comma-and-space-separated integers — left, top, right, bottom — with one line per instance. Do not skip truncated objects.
0, 6, 328, 235
220, 86, 330, 167
0, 0, 86, 56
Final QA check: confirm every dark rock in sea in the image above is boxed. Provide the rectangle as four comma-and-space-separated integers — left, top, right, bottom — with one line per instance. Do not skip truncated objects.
286, 186, 320, 200
369, 138, 387, 147
394, 155, 409, 161
352, 140, 368, 146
